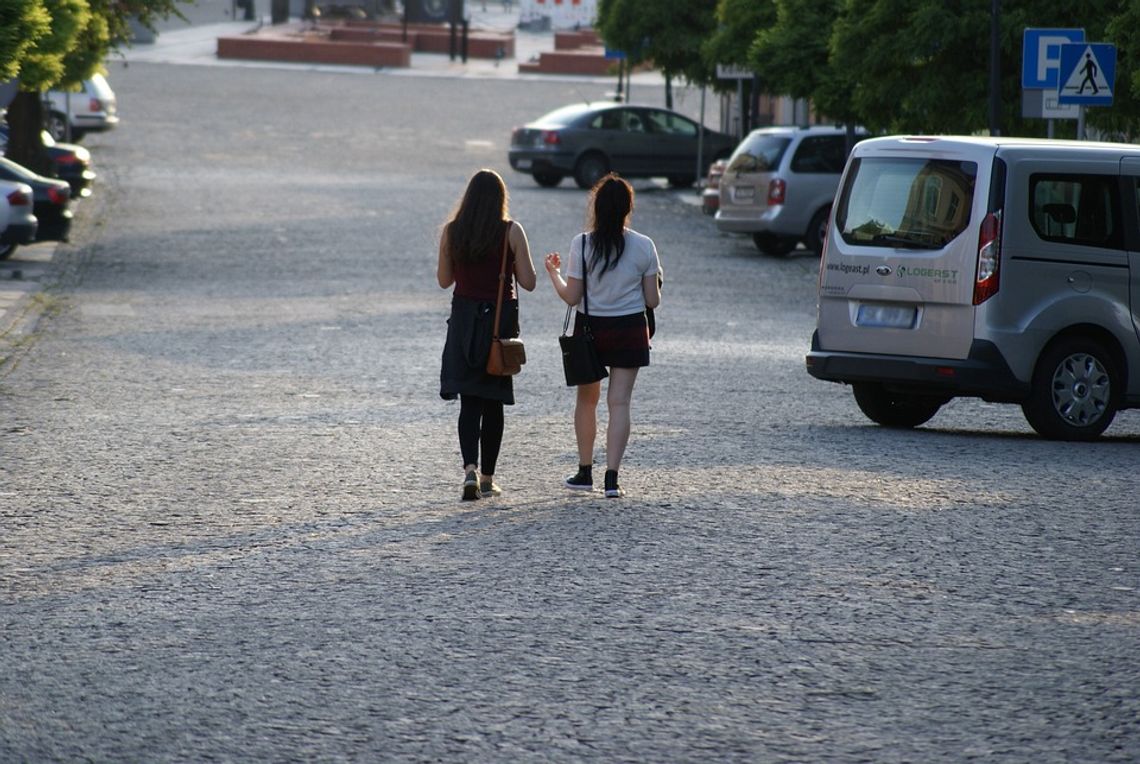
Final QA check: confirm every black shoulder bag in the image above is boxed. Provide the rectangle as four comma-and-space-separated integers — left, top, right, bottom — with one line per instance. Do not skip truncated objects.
558, 238, 608, 386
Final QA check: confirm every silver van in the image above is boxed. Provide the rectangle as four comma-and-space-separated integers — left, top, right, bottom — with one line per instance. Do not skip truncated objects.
716, 125, 865, 255
806, 135, 1140, 440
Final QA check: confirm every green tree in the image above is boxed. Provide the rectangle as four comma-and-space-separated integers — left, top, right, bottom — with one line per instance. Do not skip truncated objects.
596, 0, 719, 105
703, 0, 774, 70
0, 0, 52, 83
6, 0, 186, 173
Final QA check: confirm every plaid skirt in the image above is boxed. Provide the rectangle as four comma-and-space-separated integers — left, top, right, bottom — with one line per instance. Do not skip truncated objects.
574, 310, 650, 369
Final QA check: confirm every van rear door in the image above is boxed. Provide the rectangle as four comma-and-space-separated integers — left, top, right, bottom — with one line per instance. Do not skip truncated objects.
1123, 157, 1140, 348
817, 138, 998, 360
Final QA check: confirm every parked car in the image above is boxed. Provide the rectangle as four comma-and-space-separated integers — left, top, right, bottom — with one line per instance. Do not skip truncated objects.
716, 125, 867, 255
806, 134, 1140, 441
509, 101, 737, 189
0, 157, 72, 244
0, 179, 38, 260
701, 158, 727, 215
43, 73, 118, 142
0, 125, 95, 199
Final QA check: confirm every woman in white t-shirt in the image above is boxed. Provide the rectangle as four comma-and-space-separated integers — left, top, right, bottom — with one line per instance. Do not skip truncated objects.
544, 174, 662, 498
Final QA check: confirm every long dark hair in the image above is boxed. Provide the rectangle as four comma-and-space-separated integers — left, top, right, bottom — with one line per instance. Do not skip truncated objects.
446, 169, 509, 265
586, 173, 633, 276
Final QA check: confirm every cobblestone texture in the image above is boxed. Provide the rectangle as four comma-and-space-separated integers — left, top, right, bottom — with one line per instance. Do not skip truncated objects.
1, 63, 1138, 762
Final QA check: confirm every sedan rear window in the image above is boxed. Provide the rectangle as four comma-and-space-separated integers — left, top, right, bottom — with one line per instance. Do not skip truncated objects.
836, 157, 977, 249
726, 135, 791, 174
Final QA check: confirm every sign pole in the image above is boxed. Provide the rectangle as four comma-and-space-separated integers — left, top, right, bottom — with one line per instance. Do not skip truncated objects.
1077, 106, 1086, 140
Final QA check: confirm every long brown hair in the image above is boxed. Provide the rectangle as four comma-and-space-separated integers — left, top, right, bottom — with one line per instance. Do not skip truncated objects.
586, 173, 633, 277
445, 169, 509, 265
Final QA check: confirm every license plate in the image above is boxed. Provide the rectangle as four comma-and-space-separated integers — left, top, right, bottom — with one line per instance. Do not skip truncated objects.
856, 303, 916, 328
515, 159, 532, 170
733, 186, 754, 201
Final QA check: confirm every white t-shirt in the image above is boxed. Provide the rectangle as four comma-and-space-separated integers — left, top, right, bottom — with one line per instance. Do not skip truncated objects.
565, 228, 660, 317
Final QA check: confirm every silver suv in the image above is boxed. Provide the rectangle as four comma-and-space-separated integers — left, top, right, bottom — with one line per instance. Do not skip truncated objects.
807, 135, 1140, 440
716, 125, 865, 255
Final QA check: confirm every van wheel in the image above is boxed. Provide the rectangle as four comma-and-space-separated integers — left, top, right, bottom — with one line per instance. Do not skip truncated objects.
1021, 337, 1119, 440
752, 232, 795, 256
805, 206, 831, 255
852, 383, 945, 428
574, 153, 608, 189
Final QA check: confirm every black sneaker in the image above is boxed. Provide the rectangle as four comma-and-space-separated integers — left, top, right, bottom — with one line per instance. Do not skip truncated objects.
604, 469, 624, 498
480, 480, 502, 498
564, 466, 593, 490
462, 470, 480, 501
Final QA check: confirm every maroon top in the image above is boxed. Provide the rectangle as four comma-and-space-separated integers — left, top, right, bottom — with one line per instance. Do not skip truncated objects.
452, 221, 516, 302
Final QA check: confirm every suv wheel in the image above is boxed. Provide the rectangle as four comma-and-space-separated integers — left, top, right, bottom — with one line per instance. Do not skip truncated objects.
574, 153, 608, 190
1021, 337, 1119, 440
752, 232, 795, 256
805, 206, 830, 255
852, 383, 945, 428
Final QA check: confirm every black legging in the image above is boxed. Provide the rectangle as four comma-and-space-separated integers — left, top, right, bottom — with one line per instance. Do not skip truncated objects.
458, 394, 504, 475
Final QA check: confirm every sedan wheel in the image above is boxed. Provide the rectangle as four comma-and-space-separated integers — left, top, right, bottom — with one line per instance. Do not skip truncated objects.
46, 112, 70, 142
0, 242, 15, 260
1022, 337, 1119, 440
533, 171, 563, 188
574, 153, 608, 190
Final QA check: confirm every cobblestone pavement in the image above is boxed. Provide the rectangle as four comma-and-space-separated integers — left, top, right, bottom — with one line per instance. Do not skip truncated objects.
1, 61, 1138, 762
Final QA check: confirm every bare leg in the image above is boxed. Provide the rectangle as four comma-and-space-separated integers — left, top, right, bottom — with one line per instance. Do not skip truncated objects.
574, 381, 601, 465
604, 367, 639, 470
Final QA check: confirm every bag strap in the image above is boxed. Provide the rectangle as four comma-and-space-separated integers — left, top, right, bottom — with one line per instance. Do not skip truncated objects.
491, 221, 511, 342
564, 235, 592, 336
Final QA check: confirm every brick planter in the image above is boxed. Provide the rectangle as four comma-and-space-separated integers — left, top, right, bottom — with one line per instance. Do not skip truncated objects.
217, 34, 412, 67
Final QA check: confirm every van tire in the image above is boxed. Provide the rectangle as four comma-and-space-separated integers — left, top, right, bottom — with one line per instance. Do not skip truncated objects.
1021, 337, 1119, 440
752, 232, 795, 256
805, 206, 830, 255
852, 383, 944, 428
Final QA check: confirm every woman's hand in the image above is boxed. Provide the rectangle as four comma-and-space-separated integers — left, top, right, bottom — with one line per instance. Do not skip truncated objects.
544, 252, 562, 275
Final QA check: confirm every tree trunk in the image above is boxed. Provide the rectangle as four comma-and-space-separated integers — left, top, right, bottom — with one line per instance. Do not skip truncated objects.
665, 74, 673, 110
6, 91, 54, 177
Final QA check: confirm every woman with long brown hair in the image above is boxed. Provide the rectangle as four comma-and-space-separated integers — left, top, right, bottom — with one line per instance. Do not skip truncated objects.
544, 174, 661, 498
438, 169, 537, 500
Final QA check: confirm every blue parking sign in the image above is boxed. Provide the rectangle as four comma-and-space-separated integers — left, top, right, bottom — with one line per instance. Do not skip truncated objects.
1022, 28, 1084, 89
1057, 43, 1115, 106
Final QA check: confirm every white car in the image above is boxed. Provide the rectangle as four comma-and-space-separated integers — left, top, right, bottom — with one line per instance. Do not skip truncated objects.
0, 179, 39, 260
43, 73, 119, 142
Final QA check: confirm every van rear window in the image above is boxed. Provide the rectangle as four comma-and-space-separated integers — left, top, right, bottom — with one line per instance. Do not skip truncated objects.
836, 158, 977, 249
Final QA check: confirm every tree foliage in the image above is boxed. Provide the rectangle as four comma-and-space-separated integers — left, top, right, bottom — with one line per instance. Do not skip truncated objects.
0, 0, 52, 83
596, 0, 720, 85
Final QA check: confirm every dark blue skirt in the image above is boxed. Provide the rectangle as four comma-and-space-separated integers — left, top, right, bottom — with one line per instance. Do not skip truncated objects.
574, 310, 650, 369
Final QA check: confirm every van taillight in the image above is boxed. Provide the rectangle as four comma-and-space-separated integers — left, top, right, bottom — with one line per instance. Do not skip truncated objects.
974, 210, 1002, 304
767, 178, 786, 206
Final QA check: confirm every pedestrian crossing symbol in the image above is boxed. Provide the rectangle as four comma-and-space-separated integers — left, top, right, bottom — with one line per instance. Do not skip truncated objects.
1058, 43, 1116, 106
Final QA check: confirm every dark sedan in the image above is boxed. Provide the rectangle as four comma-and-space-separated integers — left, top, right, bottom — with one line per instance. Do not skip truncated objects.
509, 102, 738, 189
0, 156, 72, 243
0, 126, 96, 199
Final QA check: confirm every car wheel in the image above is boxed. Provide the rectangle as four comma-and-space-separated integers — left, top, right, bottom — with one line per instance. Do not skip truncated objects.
533, 171, 563, 188
805, 206, 831, 255
852, 383, 946, 428
1021, 337, 1120, 440
752, 232, 795, 256
574, 153, 608, 190
0, 242, 15, 260
46, 112, 70, 142
667, 175, 695, 188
